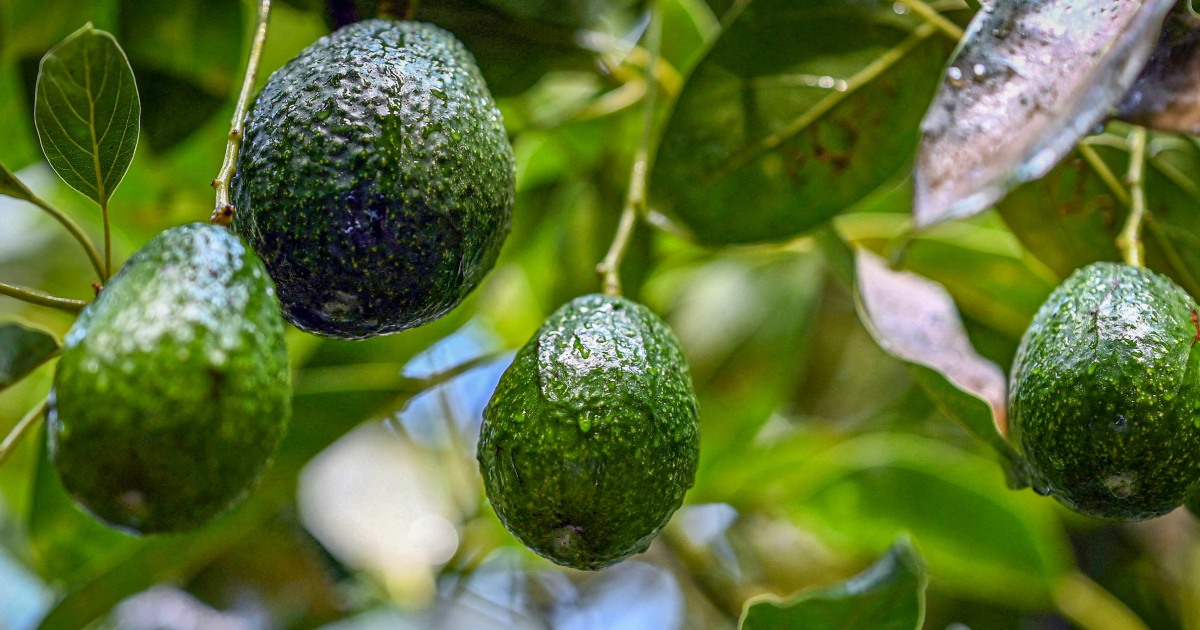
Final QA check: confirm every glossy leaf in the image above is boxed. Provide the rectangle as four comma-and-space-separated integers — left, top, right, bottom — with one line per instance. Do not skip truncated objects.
0, 322, 59, 392
0, 161, 36, 202
117, 0, 242, 151
33, 24, 140, 206
914, 0, 1176, 225
739, 537, 926, 630
1115, 6, 1200, 135
854, 250, 1015, 456
650, 0, 950, 245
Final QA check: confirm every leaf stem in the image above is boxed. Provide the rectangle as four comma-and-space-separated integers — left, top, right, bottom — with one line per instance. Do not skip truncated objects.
211, 0, 272, 226
100, 199, 111, 279
0, 281, 87, 312
897, 0, 964, 41
597, 4, 662, 297
0, 397, 50, 469
27, 194, 106, 281
1053, 571, 1149, 630
1117, 127, 1148, 267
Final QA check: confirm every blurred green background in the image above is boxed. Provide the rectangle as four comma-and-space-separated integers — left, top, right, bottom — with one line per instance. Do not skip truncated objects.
2, 0, 1200, 628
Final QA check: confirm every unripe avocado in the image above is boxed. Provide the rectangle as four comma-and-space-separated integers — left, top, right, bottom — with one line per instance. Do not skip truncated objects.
232, 19, 515, 339
478, 294, 700, 570
1009, 262, 1200, 520
49, 223, 291, 534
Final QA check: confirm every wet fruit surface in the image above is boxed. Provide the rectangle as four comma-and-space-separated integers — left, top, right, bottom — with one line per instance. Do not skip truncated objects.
232, 19, 515, 339
478, 294, 700, 570
49, 223, 291, 534
1009, 262, 1200, 520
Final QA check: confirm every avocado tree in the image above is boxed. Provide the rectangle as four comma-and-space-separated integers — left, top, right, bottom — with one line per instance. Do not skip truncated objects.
1, 0, 1199, 628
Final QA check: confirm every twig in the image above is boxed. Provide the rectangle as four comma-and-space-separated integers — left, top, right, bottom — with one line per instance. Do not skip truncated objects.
0, 281, 87, 312
1117, 127, 1148, 267
897, 0, 964, 41
25, 194, 106, 281
211, 0, 272, 225
596, 4, 662, 297
0, 397, 50, 469
1053, 571, 1150, 630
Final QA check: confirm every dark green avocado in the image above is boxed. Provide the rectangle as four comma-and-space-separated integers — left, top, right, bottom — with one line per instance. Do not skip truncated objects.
48, 223, 291, 534
232, 19, 515, 339
1009, 262, 1200, 520
478, 294, 700, 570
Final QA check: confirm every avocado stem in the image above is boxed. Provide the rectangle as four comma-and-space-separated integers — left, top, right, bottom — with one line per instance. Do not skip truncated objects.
0, 280, 87, 312
596, 4, 662, 297
0, 397, 49, 470
895, 0, 964, 41
1117, 126, 1149, 268
211, 0, 272, 226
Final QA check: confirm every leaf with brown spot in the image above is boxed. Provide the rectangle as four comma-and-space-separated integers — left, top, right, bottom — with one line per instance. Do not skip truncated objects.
914, 0, 1176, 226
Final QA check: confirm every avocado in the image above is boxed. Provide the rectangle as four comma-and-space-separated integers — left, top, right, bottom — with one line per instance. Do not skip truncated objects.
232, 19, 515, 339
48, 223, 291, 534
1009, 262, 1200, 520
478, 294, 700, 570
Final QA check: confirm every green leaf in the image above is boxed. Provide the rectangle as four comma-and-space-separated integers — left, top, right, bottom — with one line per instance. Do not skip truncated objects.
853, 250, 1021, 472
0, 161, 36, 202
739, 537, 927, 630
914, 0, 1175, 225
1115, 6, 1200, 135
650, 0, 950, 245
117, 0, 242, 151
33, 23, 140, 206
0, 322, 59, 393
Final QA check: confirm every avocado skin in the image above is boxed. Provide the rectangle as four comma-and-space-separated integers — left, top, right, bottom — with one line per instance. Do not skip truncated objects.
232, 19, 515, 339
48, 223, 291, 534
1009, 262, 1200, 520
478, 294, 700, 570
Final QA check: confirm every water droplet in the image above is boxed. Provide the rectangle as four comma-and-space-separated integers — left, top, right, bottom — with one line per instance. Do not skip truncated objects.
947, 66, 966, 87
1112, 415, 1127, 432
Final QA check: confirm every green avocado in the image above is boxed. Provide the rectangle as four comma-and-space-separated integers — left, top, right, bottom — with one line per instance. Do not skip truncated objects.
478, 294, 700, 570
232, 19, 515, 339
49, 223, 291, 534
1009, 262, 1200, 520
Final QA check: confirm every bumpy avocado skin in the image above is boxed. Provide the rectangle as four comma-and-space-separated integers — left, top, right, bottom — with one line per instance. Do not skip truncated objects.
232, 19, 515, 339
1009, 262, 1200, 520
478, 294, 700, 570
49, 223, 291, 534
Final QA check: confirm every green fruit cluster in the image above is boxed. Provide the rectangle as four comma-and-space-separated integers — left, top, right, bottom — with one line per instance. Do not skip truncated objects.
1009, 262, 1200, 521
232, 19, 515, 340
50, 223, 290, 534
478, 294, 700, 570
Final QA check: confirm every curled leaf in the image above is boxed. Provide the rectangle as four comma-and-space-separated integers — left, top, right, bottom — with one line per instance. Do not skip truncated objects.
739, 536, 927, 630
914, 0, 1176, 226
34, 23, 140, 206
1116, 6, 1200, 135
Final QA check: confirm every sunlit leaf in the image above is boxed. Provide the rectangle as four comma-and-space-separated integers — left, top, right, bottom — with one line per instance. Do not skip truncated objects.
739, 537, 926, 630
651, 0, 950, 245
0, 322, 59, 392
33, 23, 140, 206
0, 161, 36, 202
1115, 6, 1200, 136
914, 0, 1175, 225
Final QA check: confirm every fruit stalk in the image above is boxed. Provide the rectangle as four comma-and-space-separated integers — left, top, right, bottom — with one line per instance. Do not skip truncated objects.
1117, 126, 1149, 267
597, 4, 662, 297
0, 397, 49, 469
0, 280, 86, 312
211, 0, 272, 225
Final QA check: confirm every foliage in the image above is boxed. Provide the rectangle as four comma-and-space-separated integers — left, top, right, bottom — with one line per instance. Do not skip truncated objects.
0, 0, 1198, 628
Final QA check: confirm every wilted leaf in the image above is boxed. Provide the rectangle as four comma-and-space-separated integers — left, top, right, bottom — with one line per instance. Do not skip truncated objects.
118, 0, 242, 151
34, 24, 140, 206
651, 0, 950, 245
1116, 6, 1200, 135
739, 537, 927, 630
914, 0, 1176, 225
0, 161, 36, 202
0, 322, 59, 392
